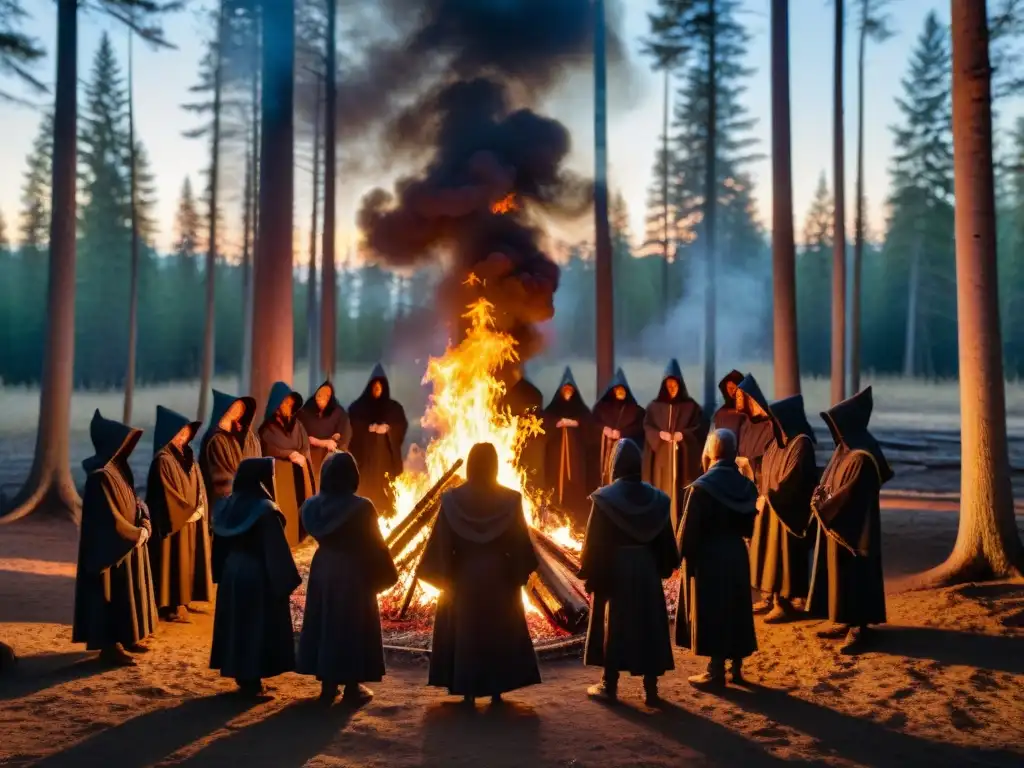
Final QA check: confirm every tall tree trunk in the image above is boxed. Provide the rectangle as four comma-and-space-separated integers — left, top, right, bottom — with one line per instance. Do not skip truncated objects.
320, 0, 338, 381
250, 0, 295, 413
902, 238, 921, 377
701, 0, 719, 415
240, 140, 253, 386
921, 0, 1023, 583
241, 14, 260, 394
124, 28, 140, 424
307, 75, 322, 394
830, 0, 847, 405
771, 0, 800, 399
2, 0, 81, 523
198, 1, 225, 422
851, 0, 867, 394
661, 67, 670, 323
593, 0, 614, 393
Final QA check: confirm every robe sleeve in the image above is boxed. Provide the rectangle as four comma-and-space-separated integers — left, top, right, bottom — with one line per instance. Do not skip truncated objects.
259, 512, 302, 598
652, 520, 681, 579
260, 422, 299, 461
389, 404, 409, 475
80, 471, 145, 574
361, 503, 400, 593
243, 429, 263, 459
764, 436, 817, 537
206, 434, 240, 500
643, 405, 664, 453
156, 454, 198, 537
576, 501, 610, 593
506, 508, 540, 587
417, 511, 454, 592
675, 487, 702, 559
812, 452, 880, 556
334, 410, 353, 451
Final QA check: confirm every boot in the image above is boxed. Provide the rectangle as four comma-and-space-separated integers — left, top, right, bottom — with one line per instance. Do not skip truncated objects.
763, 596, 795, 624
587, 670, 618, 702
643, 675, 661, 707
319, 682, 340, 703
342, 683, 374, 706
688, 659, 726, 689
99, 645, 136, 667
839, 626, 871, 655
816, 623, 849, 640
236, 678, 267, 697
728, 659, 746, 685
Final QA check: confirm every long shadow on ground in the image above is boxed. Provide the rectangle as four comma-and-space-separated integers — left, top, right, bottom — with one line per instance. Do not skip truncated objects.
421, 700, 542, 767
872, 624, 1024, 675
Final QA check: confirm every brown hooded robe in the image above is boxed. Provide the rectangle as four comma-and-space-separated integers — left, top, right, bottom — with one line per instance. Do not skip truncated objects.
258, 381, 315, 548
297, 380, 353, 491
199, 389, 262, 508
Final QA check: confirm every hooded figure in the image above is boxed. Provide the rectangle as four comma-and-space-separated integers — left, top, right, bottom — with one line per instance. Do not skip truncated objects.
541, 367, 596, 530
297, 452, 399, 705
145, 406, 213, 622
806, 387, 892, 654
72, 410, 158, 667
347, 364, 408, 518
675, 429, 758, 688
199, 389, 262, 508
712, 370, 746, 436
210, 458, 301, 696
499, 366, 546, 493
591, 368, 646, 486
734, 374, 776, 483
578, 439, 678, 705
642, 359, 708, 528
297, 379, 353, 490
747, 394, 818, 621
419, 442, 542, 704
258, 381, 315, 548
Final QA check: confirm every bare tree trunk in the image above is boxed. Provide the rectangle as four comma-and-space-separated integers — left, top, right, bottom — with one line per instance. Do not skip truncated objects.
851, 0, 867, 394
831, 0, 847, 406
320, 0, 338, 381
240, 140, 253, 387
198, 1, 225, 422
250, 0, 295, 414
918, 0, 1023, 584
241, 16, 260, 394
771, 0, 800, 399
593, 0, 614, 393
123, 28, 140, 424
902, 239, 921, 377
661, 67, 670, 323
307, 75, 322, 394
702, 0, 719, 415
2, 0, 81, 522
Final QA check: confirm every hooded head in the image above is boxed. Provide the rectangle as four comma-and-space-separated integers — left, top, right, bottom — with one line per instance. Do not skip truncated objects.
153, 405, 201, 458
320, 451, 360, 496
232, 457, 276, 502
83, 410, 143, 473
821, 387, 894, 483
769, 394, 816, 446
718, 370, 744, 407
599, 367, 637, 406
590, 438, 670, 541
656, 359, 688, 403
264, 381, 303, 428
306, 380, 339, 416
546, 366, 587, 411
465, 442, 500, 488
735, 374, 772, 423
208, 389, 257, 440
610, 438, 642, 481
691, 428, 758, 513
360, 363, 390, 401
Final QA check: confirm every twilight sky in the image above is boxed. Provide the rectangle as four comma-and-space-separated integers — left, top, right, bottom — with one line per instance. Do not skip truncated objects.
0, 0, 1021, 259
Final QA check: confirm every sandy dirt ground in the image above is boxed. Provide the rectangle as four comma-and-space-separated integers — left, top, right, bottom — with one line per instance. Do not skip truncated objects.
2, 510, 1023, 767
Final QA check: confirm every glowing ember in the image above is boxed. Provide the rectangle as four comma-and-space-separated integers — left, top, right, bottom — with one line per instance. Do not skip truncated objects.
490, 193, 519, 215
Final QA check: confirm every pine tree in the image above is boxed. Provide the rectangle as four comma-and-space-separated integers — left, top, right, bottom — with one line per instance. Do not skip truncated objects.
19, 111, 51, 254
174, 176, 201, 258
1001, 118, 1024, 374
0, 1, 45, 103
797, 173, 833, 376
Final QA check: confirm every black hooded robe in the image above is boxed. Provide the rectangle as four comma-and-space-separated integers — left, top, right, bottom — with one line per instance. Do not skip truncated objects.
297, 452, 399, 685
72, 410, 159, 651
711, 369, 746, 437
541, 367, 596, 531
297, 379, 353, 491
675, 460, 758, 660
419, 483, 541, 698
259, 381, 316, 548
146, 406, 214, 613
642, 360, 708, 529
500, 375, 546, 493
210, 458, 301, 682
578, 440, 678, 678
348, 364, 408, 518
805, 388, 891, 627
591, 368, 646, 487
750, 395, 818, 600
199, 389, 262, 508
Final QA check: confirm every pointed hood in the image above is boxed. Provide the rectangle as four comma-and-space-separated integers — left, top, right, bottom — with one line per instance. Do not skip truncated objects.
821, 387, 894, 484
656, 358, 690, 402
690, 459, 759, 513
263, 381, 303, 425
441, 443, 521, 543
590, 439, 671, 542
545, 366, 588, 410
153, 405, 201, 457
769, 394, 816, 446
598, 367, 638, 406
718, 370, 744, 406
206, 389, 257, 441
82, 410, 143, 473
301, 451, 371, 539
212, 457, 281, 537
301, 379, 340, 417
358, 363, 391, 401
736, 374, 772, 422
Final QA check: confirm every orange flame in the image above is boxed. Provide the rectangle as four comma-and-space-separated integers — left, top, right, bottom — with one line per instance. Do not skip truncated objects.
490, 193, 518, 215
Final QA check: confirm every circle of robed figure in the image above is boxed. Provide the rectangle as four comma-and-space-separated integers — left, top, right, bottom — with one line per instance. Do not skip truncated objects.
541, 367, 596, 531
592, 368, 646, 487
297, 380, 353, 491
210, 457, 301, 698
73, 410, 159, 667
145, 406, 214, 624
578, 438, 679, 706
418, 442, 542, 706
199, 390, 262, 510
732, 376, 777, 485
297, 451, 399, 706
347, 364, 409, 519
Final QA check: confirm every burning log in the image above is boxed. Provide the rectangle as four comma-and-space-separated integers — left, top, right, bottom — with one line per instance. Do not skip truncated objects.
527, 541, 589, 634
531, 528, 581, 574
386, 459, 464, 558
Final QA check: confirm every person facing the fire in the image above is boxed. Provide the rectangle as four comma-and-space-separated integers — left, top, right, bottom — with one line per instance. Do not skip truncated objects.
675, 428, 758, 688
592, 368, 646, 486
642, 359, 708, 529
711, 370, 746, 437
419, 442, 542, 706
210, 457, 301, 697
297, 451, 399, 705
145, 406, 213, 624
297, 379, 352, 491
73, 410, 158, 667
806, 387, 892, 654
734, 374, 777, 485
578, 438, 678, 705
258, 381, 316, 548
348, 364, 408, 519
542, 367, 596, 531
199, 389, 262, 509
499, 363, 546, 493
745, 392, 818, 622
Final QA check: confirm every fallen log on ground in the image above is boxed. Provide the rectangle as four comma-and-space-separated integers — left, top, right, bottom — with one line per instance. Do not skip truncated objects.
527, 542, 589, 634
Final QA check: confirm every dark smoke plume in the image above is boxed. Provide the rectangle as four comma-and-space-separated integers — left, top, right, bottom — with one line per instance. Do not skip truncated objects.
343, 0, 625, 361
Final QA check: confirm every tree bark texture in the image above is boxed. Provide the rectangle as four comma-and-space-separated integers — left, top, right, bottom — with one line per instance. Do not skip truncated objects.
851, 0, 867, 395
702, 0, 719, 415
307, 75, 322, 395
831, 0, 847, 407
320, 0, 338, 380
124, 28, 139, 425
593, 0, 615, 394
